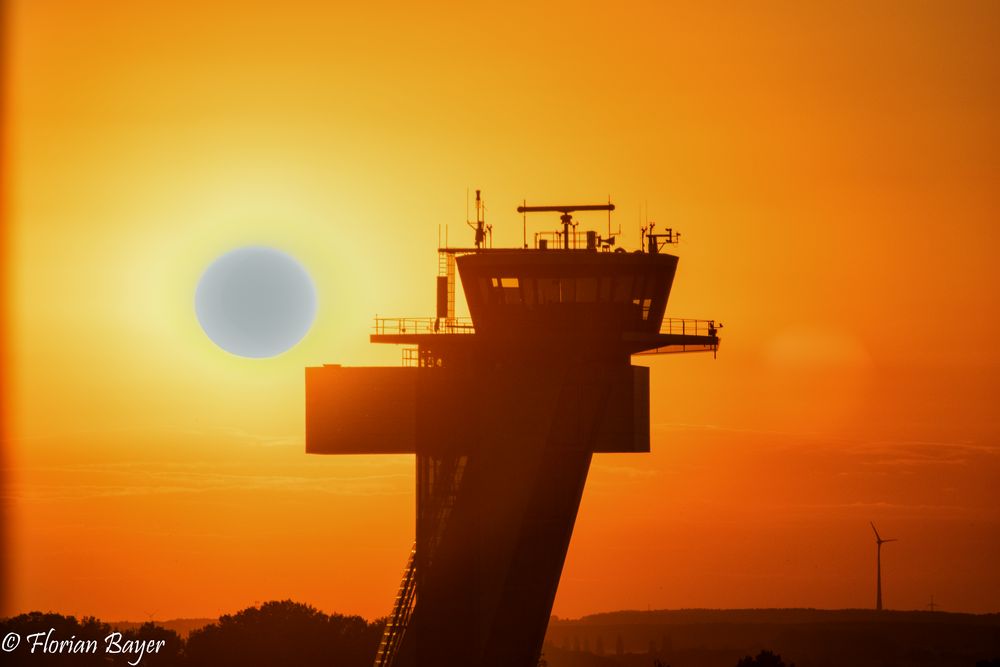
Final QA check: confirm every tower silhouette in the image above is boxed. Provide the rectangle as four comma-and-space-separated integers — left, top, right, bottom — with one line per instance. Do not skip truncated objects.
305, 194, 720, 667
871, 521, 897, 611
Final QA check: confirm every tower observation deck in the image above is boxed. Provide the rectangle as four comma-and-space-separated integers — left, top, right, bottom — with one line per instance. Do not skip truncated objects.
305, 193, 721, 667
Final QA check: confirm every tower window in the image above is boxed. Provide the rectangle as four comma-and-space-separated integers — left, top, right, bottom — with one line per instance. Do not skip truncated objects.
576, 278, 598, 302
614, 276, 634, 303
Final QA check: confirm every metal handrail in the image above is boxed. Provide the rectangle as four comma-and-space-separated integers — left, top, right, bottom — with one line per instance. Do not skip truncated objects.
373, 544, 417, 667
375, 316, 719, 338
534, 230, 589, 249
374, 317, 476, 336
659, 318, 720, 337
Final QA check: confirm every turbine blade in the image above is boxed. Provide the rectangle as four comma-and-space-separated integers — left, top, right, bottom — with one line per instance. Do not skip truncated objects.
870, 522, 882, 541
883, 538, 898, 543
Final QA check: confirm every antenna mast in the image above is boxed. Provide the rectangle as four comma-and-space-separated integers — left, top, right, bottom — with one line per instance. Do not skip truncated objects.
468, 189, 491, 249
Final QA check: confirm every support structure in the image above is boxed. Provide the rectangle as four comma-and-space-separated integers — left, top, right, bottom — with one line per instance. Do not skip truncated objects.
871, 522, 897, 611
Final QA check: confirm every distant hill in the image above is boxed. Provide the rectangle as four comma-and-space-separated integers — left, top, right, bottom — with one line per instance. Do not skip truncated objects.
110, 617, 216, 637
566, 607, 1000, 626
544, 608, 1000, 667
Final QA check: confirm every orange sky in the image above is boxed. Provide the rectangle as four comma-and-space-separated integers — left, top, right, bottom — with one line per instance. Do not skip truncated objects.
2, 0, 999, 620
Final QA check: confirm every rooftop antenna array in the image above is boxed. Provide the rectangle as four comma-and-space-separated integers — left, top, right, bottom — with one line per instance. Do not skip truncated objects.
639, 203, 681, 255
468, 189, 492, 249
517, 202, 616, 250
607, 195, 620, 242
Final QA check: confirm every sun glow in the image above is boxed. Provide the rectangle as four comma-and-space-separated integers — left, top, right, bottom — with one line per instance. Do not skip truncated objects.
4, 0, 999, 622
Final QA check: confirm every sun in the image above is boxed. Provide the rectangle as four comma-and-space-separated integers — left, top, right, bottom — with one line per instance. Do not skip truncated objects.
194, 246, 317, 358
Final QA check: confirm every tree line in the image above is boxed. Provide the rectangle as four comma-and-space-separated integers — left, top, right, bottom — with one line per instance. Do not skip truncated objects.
0, 600, 384, 666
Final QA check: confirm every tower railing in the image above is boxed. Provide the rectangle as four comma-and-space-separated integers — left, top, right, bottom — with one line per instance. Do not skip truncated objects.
375, 316, 719, 338
374, 317, 476, 335
534, 230, 590, 249
372, 544, 417, 667
659, 318, 719, 337
631, 317, 721, 356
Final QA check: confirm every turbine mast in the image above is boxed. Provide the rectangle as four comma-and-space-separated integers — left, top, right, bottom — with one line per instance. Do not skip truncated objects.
870, 521, 897, 611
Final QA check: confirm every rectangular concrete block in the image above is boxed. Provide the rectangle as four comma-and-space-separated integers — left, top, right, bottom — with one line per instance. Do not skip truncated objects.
306, 365, 418, 454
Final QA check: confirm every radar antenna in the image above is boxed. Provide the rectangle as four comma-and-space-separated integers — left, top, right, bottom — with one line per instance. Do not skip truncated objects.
516, 203, 616, 250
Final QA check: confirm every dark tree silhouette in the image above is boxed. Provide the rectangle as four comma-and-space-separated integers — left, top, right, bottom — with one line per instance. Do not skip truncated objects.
736, 649, 795, 667
114, 622, 181, 666
1, 602, 385, 667
185, 599, 382, 667
0, 611, 112, 666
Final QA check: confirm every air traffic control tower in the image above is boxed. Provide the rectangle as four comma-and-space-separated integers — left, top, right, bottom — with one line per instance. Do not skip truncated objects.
305, 192, 720, 667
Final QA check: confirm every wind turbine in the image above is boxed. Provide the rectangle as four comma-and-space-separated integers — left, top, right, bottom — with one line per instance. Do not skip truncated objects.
871, 522, 897, 611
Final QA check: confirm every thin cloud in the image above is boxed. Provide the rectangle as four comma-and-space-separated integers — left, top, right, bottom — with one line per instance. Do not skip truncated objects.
5, 462, 414, 502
